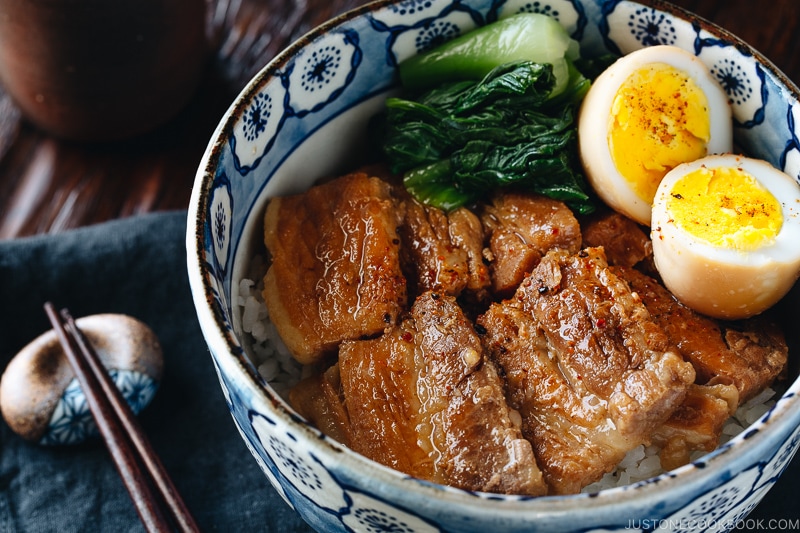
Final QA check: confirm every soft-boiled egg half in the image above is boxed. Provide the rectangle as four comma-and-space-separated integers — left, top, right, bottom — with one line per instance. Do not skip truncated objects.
578, 45, 733, 225
651, 154, 800, 319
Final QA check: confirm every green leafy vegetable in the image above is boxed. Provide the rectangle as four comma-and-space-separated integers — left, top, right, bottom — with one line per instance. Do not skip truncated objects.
378, 60, 596, 213
399, 13, 579, 97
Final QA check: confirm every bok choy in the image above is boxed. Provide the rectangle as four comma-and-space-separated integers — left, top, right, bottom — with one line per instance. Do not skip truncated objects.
376, 14, 599, 214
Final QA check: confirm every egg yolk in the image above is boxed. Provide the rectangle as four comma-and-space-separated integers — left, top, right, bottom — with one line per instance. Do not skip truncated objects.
609, 63, 711, 204
665, 165, 783, 251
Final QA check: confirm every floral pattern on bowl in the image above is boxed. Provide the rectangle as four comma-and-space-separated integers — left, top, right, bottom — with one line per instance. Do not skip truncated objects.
383, 8, 480, 66
492, 0, 587, 38
781, 102, 800, 178
286, 29, 362, 117
187, 0, 800, 531
369, 0, 455, 32
230, 79, 289, 173
209, 171, 233, 276
695, 35, 766, 128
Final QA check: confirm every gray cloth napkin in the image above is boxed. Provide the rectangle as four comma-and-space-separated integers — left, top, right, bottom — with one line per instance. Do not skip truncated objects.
0, 211, 796, 532
0, 211, 312, 532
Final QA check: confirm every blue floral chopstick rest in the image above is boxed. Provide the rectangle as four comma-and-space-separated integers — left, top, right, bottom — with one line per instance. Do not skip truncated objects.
0, 314, 164, 445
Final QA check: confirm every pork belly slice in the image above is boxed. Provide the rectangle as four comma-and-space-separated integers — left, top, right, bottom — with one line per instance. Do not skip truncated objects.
411, 291, 545, 495
289, 364, 352, 448
580, 210, 652, 268
614, 265, 788, 403
339, 291, 546, 496
448, 207, 491, 297
652, 383, 738, 471
262, 172, 407, 364
399, 198, 490, 300
481, 192, 581, 297
339, 321, 432, 479
479, 247, 695, 494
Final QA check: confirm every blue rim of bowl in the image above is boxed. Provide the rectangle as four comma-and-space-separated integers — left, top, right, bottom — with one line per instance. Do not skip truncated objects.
187, 0, 800, 517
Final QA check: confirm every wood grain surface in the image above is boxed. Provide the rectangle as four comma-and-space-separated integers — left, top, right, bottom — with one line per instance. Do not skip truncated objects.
0, 0, 797, 239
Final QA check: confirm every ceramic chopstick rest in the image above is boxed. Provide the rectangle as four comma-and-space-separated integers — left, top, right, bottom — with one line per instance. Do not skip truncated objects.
0, 314, 164, 445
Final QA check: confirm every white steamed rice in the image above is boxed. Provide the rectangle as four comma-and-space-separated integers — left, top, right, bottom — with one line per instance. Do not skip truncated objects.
235, 254, 305, 397
235, 254, 778, 492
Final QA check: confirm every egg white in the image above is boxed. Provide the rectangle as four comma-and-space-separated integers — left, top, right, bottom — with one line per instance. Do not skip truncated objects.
578, 45, 733, 225
651, 154, 800, 319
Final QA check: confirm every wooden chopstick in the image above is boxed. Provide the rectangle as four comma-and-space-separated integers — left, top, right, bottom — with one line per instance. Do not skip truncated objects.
44, 302, 200, 533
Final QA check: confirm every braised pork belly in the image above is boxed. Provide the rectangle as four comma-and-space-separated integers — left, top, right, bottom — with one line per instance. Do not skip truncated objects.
481, 192, 582, 297
289, 364, 352, 448
340, 292, 546, 495
262, 168, 788, 496
262, 172, 407, 364
479, 247, 695, 493
652, 382, 738, 470
339, 320, 430, 479
614, 265, 788, 403
580, 210, 652, 269
399, 198, 490, 301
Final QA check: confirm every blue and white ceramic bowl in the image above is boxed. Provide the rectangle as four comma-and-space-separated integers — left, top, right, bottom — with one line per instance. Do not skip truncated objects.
187, 1, 800, 531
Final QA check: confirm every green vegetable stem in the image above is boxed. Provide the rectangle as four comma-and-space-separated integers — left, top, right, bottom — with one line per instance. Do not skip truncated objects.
400, 13, 580, 96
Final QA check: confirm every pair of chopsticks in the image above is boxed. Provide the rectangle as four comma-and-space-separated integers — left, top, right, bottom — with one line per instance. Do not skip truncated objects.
44, 302, 200, 533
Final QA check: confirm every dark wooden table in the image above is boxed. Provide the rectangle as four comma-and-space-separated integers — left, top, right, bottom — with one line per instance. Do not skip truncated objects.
0, 0, 798, 240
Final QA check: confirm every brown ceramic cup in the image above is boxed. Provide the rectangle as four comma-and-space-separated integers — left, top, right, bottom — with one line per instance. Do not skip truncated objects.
0, 0, 207, 141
